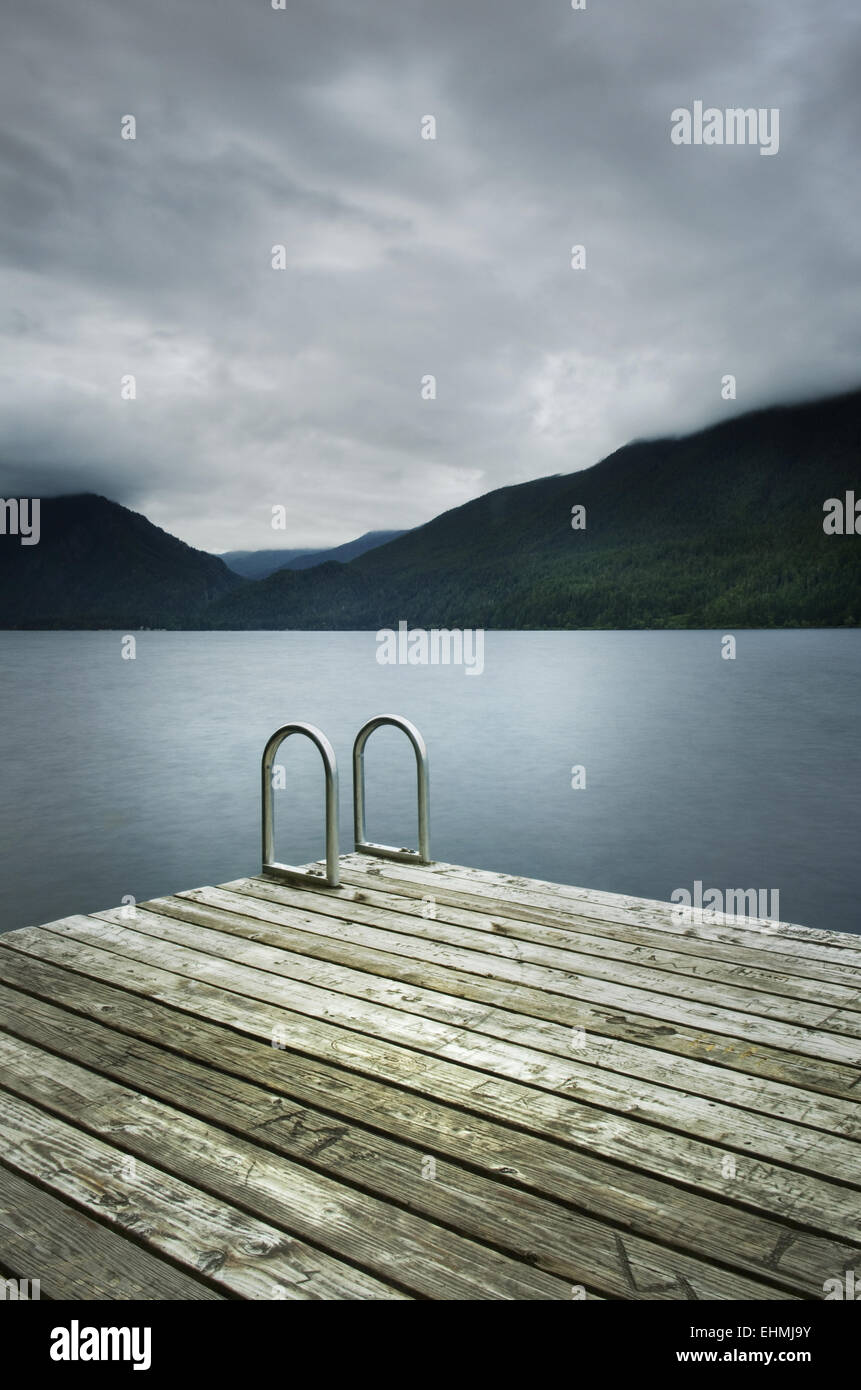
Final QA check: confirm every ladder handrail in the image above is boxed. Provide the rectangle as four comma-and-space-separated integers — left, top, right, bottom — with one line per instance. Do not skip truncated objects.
261, 722, 340, 887
353, 714, 431, 864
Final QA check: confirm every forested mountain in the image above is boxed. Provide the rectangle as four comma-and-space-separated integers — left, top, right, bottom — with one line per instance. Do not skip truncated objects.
2, 389, 859, 629
203, 389, 861, 630
0, 494, 242, 628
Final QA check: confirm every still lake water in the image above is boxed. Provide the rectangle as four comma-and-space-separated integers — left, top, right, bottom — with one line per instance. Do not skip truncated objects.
0, 630, 858, 937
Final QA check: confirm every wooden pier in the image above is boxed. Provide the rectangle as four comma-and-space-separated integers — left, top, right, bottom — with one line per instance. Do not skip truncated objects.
1, 854, 859, 1300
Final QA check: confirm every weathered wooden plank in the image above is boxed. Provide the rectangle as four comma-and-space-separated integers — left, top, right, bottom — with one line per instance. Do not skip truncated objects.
333, 858, 861, 967
169, 906, 861, 1110
0, 1034, 577, 1300
0, 983, 792, 1300
0, 947, 851, 1297
78, 904, 861, 1084
2, 927, 858, 1239
0, 1163, 223, 1301
153, 888, 861, 1136
225, 874, 861, 996
416, 862, 861, 954
11, 912, 852, 1109
139, 890, 861, 1143
176, 892, 860, 1029
349, 859, 861, 955
65, 908, 861, 1183
8, 851, 856, 1304
0, 1088, 404, 1300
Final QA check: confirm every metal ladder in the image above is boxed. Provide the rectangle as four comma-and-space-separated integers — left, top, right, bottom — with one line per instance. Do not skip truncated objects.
261, 714, 431, 888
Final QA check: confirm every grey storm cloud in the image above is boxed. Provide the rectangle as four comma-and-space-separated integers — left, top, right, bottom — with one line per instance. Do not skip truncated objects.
1, 0, 860, 551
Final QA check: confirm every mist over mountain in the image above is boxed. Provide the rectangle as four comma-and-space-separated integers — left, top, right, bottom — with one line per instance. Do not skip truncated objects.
202, 389, 861, 630
2, 389, 859, 630
221, 531, 407, 580
219, 548, 323, 580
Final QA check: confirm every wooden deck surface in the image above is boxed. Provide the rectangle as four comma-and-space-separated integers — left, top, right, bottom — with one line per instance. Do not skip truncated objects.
1, 854, 859, 1300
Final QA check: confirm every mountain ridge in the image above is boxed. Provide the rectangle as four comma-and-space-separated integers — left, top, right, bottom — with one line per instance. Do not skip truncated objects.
0, 493, 243, 628
2, 387, 859, 629
221, 530, 407, 580
201, 387, 861, 629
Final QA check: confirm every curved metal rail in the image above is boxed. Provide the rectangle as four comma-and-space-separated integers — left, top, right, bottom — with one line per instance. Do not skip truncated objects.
352, 714, 431, 864
261, 722, 340, 887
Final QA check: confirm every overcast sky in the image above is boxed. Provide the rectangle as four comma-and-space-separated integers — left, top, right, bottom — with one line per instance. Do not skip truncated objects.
1, 0, 860, 552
